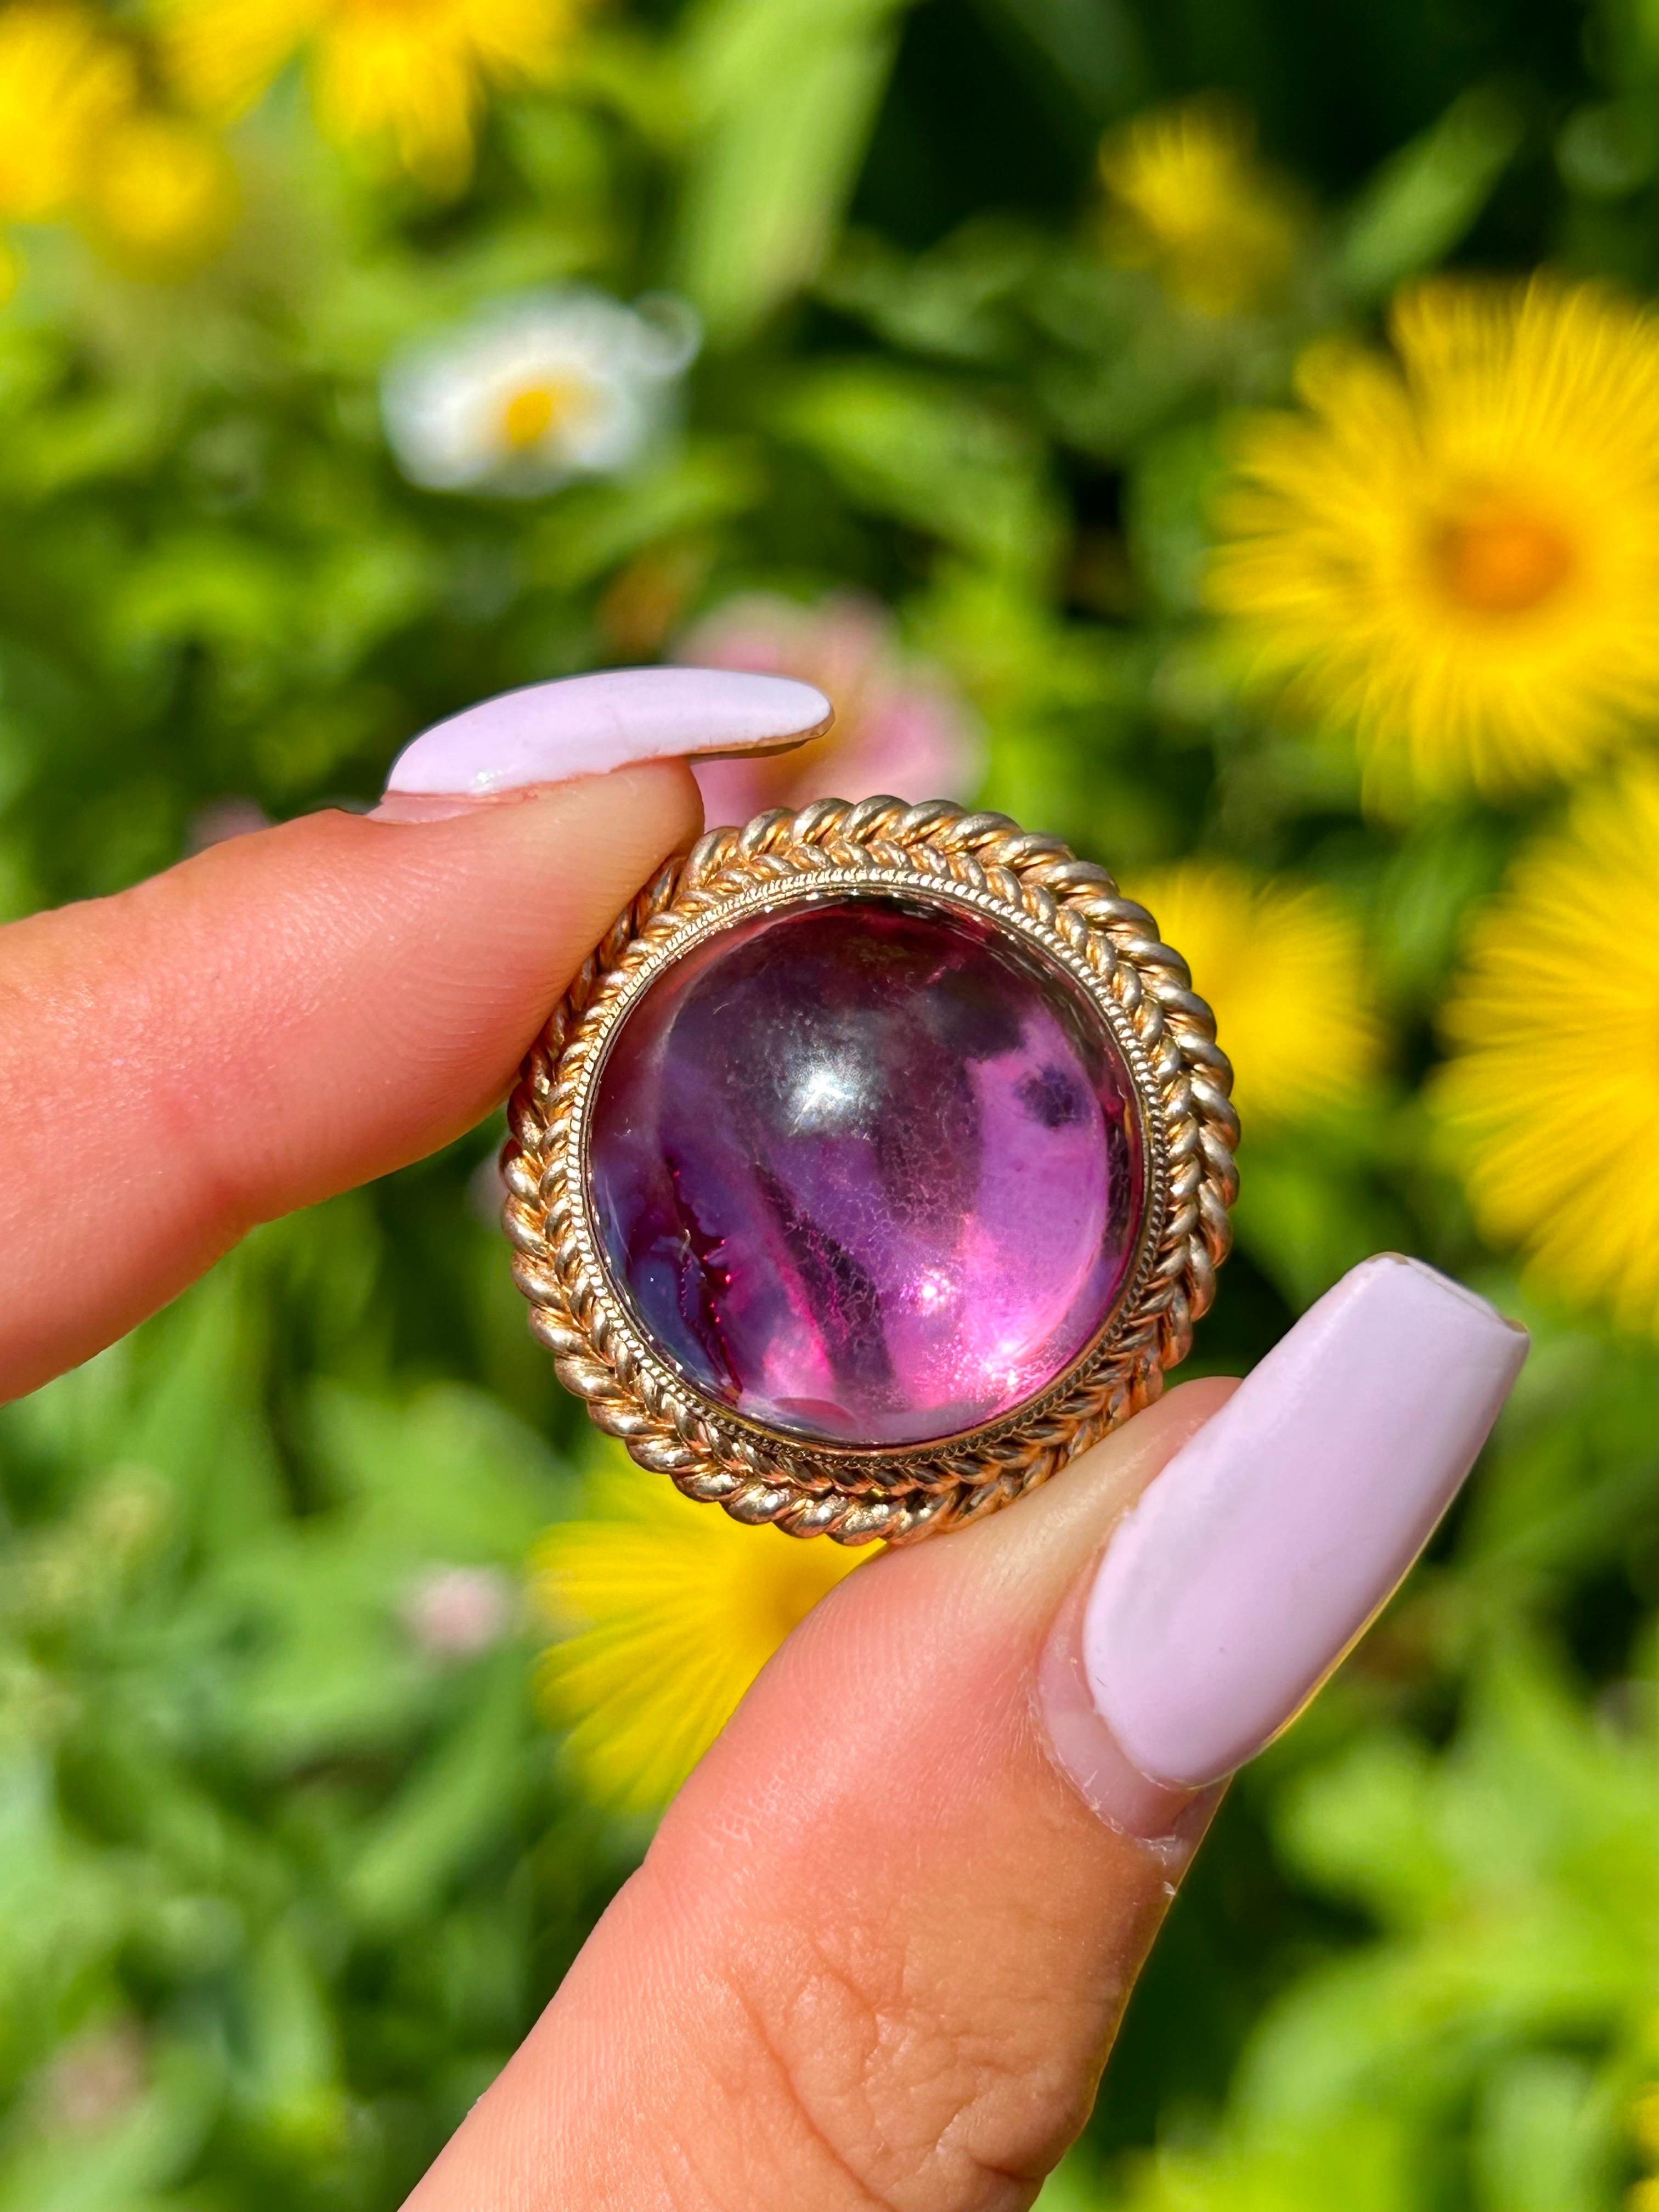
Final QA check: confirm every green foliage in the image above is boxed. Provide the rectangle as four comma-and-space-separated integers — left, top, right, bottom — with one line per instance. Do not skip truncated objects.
1, 1, 1656, 2207
0, 1238, 599, 2202
1336, 88, 1525, 300
674, 0, 913, 340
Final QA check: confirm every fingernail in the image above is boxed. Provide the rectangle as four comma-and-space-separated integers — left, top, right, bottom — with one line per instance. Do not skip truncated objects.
1043, 1254, 1528, 1838
373, 667, 831, 819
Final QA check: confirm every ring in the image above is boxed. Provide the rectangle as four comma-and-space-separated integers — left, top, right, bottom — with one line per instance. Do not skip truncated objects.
501, 798, 1238, 1545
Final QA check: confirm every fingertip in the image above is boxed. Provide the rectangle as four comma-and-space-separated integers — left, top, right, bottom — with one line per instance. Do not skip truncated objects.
365, 755, 705, 833
380, 668, 828, 799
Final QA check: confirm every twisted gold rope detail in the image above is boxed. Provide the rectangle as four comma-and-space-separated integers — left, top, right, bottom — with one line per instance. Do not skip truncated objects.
501, 798, 1239, 1544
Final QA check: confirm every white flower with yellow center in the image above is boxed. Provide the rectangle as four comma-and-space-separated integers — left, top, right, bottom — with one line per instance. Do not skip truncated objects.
381, 289, 699, 496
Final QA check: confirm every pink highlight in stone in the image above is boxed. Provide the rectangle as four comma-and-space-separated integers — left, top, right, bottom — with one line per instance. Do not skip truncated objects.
588, 893, 1144, 1447
677, 593, 983, 821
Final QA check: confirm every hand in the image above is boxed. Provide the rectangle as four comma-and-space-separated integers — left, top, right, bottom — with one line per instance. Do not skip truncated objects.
0, 676, 1527, 2211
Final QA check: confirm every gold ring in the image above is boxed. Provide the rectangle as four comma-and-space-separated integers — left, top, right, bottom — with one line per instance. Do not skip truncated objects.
500, 798, 1238, 1544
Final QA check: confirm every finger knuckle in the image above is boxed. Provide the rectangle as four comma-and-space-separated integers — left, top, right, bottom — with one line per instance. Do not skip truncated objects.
705, 1910, 1087, 2212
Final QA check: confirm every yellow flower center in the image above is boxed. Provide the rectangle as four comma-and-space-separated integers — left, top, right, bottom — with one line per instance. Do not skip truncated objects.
1429, 501, 1576, 617
499, 377, 588, 452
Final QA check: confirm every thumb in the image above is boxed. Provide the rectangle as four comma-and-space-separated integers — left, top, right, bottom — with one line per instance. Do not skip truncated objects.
407, 1255, 1526, 2211
0, 667, 830, 1398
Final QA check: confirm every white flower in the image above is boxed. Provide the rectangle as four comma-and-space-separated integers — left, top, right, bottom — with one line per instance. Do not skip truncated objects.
381, 289, 700, 496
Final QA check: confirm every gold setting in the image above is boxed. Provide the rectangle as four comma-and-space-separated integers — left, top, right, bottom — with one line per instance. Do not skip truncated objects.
500, 798, 1239, 1544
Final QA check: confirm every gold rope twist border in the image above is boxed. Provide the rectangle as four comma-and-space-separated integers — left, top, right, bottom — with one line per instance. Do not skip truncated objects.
500, 797, 1239, 1544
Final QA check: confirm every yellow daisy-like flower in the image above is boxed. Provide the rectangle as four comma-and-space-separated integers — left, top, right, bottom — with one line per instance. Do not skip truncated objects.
0, 4, 134, 222
80, 113, 239, 276
1632, 2077, 1659, 2208
1132, 862, 1383, 1130
531, 1451, 867, 1816
1098, 95, 1304, 318
156, 0, 580, 188
1435, 768, 1659, 1334
1210, 277, 1659, 805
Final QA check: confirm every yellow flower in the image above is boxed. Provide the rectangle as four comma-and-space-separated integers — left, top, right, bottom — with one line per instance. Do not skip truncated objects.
156, 0, 582, 188
1098, 96, 1304, 318
531, 1451, 867, 1815
1435, 768, 1659, 1334
1131, 861, 1382, 1130
80, 113, 239, 276
0, 7, 236, 279
1634, 2083, 1659, 2162
1210, 278, 1659, 805
0, 4, 134, 221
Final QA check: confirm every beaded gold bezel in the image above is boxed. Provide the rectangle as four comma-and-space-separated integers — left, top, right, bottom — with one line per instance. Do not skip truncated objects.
501, 798, 1238, 1544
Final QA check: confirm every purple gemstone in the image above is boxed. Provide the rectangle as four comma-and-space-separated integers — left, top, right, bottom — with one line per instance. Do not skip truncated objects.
588, 894, 1146, 1447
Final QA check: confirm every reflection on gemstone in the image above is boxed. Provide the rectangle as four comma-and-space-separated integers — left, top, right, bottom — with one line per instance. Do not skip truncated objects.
588, 893, 1147, 1447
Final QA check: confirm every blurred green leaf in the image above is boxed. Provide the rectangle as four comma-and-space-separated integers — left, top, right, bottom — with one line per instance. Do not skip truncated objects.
821, 221, 1042, 365
1338, 89, 1525, 300
0, 1754, 127, 2086
1126, 419, 1227, 617
0, 2039, 222, 2212
1257, 1638, 1659, 2128
234, 1924, 349, 2162
971, 0, 1150, 120
1470, 2054, 1613, 2212
674, 0, 913, 342
105, 534, 292, 669
527, 441, 765, 591
1230, 1129, 1407, 1310
342, 1655, 528, 1936
1113, 2109, 1418, 2212
774, 360, 1063, 577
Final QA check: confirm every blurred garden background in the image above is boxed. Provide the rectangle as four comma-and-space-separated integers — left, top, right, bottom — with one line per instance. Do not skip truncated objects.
3, 0, 1659, 2205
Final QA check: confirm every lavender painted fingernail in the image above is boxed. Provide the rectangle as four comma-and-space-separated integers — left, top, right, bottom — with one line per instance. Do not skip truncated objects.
1051, 1255, 1527, 1832
377, 667, 831, 812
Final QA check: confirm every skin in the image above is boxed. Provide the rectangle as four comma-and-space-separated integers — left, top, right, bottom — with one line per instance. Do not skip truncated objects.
1, 764, 1233, 2211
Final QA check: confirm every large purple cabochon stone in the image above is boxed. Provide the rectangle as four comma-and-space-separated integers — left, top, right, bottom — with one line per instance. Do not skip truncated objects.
588, 894, 1147, 1447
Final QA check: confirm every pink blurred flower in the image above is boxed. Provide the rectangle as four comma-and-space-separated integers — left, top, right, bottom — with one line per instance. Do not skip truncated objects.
37, 2022, 146, 2135
185, 797, 271, 853
400, 1564, 516, 1660
676, 592, 983, 823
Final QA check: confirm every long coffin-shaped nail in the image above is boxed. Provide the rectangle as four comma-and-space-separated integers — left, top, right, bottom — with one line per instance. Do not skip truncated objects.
1045, 1254, 1528, 1836
375, 666, 831, 817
